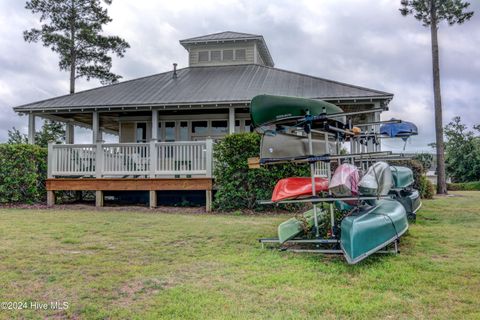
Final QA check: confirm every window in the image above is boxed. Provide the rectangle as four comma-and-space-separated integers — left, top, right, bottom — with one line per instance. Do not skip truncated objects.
179, 121, 189, 141
223, 49, 233, 60
235, 120, 241, 133
157, 122, 162, 142
244, 120, 252, 132
211, 121, 228, 135
165, 121, 176, 142
235, 49, 246, 60
198, 51, 209, 62
136, 123, 147, 142
211, 50, 221, 61
192, 121, 208, 135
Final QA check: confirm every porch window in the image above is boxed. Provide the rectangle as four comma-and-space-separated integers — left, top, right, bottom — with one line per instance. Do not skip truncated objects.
192, 121, 208, 135
157, 122, 162, 142
179, 121, 189, 141
165, 121, 176, 142
244, 119, 252, 132
136, 123, 147, 142
235, 120, 241, 133
211, 120, 228, 135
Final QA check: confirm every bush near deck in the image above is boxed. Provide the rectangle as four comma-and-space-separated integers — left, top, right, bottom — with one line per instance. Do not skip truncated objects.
213, 133, 310, 211
0, 144, 47, 203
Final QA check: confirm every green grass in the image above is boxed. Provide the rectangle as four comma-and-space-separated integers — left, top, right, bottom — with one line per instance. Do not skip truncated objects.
1, 192, 479, 319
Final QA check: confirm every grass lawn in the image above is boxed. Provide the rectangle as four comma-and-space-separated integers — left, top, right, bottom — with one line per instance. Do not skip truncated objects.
0, 192, 479, 319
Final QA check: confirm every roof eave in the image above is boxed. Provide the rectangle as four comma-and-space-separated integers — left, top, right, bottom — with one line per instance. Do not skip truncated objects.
13, 95, 393, 114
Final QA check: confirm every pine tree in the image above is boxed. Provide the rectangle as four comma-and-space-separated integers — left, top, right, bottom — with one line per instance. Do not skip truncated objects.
400, 0, 474, 194
24, 0, 130, 94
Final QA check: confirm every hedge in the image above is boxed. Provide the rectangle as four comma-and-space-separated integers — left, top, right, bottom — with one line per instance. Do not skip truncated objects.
0, 144, 47, 203
447, 181, 480, 191
213, 133, 310, 211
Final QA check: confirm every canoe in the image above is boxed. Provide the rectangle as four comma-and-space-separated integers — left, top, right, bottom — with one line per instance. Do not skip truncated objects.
358, 162, 393, 196
390, 166, 414, 189
380, 120, 418, 138
260, 131, 337, 161
278, 208, 324, 243
390, 189, 421, 220
250, 94, 346, 129
271, 177, 329, 202
329, 163, 359, 199
341, 199, 408, 264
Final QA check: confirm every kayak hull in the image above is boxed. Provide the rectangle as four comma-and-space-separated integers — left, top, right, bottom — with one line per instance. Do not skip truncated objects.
261, 132, 336, 161
391, 189, 421, 220
250, 94, 345, 128
340, 199, 408, 264
272, 177, 329, 202
390, 166, 414, 189
278, 208, 323, 243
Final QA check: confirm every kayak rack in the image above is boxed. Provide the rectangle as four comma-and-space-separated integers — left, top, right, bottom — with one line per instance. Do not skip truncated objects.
258, 238, 400, 256
254, 106, 412, 263
257, 195, 392, 205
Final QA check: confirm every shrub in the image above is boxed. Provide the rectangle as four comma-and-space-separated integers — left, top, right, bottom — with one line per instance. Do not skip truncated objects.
447, 181, 480, 191
418, 175, 435, 199
0, 144, 47, 203
213, 133, 310, 211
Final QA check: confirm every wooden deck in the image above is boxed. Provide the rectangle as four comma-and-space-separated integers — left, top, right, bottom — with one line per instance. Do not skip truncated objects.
46, 178, 214, 211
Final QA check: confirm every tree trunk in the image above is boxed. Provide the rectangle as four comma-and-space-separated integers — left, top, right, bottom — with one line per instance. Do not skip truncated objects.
69, 0, 76, 94
430, 3, 448, 194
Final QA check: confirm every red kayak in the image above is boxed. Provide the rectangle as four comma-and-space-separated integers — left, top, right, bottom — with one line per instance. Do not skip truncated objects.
271, 177, 329, 202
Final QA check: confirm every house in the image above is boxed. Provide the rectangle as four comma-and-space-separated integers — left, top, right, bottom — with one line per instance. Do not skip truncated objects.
13, 31, 394, 211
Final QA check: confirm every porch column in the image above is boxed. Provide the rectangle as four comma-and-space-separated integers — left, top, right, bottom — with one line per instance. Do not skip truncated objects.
65, 122, 74, 144
228, 107, 235, 134
92, 111, 100, 143
151, 109, 158, 141
28, 113, 35, 144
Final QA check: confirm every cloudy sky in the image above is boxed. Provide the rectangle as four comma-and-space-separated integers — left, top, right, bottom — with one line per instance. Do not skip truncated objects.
0, 0, 479, 151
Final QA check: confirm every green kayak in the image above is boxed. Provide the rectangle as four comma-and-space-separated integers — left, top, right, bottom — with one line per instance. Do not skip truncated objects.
390, 166, 414, 189
341, 199, 408, 264
250, 94, 345, 128
278, 208, 324, 243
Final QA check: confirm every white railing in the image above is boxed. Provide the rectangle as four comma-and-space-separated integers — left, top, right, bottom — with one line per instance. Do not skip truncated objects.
48, 140, 213, 178
314, 162, 329, 178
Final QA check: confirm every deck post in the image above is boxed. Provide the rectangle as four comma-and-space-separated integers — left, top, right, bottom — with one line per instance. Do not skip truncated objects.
151, 109, 158, 141
150, 140, 157, 178
228, 107, 235, 134
28, 113, 36, 144
47, 191, 55, 207
92, 111, 99, 143
205, 139, 213, 177
205, 190, 212, 212
149, 190, 157, 208
95, 190, 104, 207
95, 142, 104, 178
65, 122, 74, 144
47, 142, 54, 178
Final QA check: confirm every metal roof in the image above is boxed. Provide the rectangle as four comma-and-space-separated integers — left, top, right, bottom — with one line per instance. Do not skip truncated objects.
180, 31, 263, 42
14, 64, 393, 112
180, 31, 274, 67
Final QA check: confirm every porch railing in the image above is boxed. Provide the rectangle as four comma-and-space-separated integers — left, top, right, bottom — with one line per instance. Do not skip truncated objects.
48, 140, 214, 178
